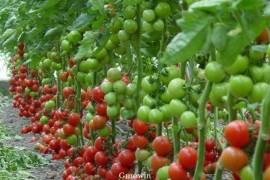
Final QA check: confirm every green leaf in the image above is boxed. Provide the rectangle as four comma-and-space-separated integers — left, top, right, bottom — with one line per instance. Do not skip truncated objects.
233, 0, 264, 10
75, 31, 98, 60
190, 0, 232, 13
264, 2, 270, 17
211, 23, 228, 51
161, 13, 210, 65
70, 13, 93, 31
44, 26, 62, 40
39, 0, 61, 11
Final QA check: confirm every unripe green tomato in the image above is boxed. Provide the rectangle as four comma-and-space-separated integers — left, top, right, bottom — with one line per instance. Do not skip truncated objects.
143, 9, 156, 22
110, 17, 123, 33
96, 48, 108, 60
180, 111, 197, 129
148, 108, 164, 124
53, 63, 61, 71
160, 66, 181, 85
44, 100, 56, 111
249, 48, 264, 63
167, 78, 185, 99
141, 76, 158, 93
118, 30, 130, 42
67, 30, 81, 44
205, 62, 225, 83
263, 64, 270, 82
97, 126, 111, 137
107, 105, 120, 118
85, 73, 94, 85
107, 68, 121, 82
40, 115, 49, 124
101, 81, 113, 93
87, 58, 99, 70
143, 95, 157, 107
67, 134, 77, 145
210, 82, 229, 102
159, 104, 172, 121
104, 92, 117, 105
169, 99, 187, 117
229, 75, 253, 97
121, 108, 135, 120
124, 6, 136, 19
249, 82, 269, 102
225, 55, 249, 75
77, 72, 86, 85
105, 40, 115, 50
126, 83, 136, 96
155, 2, 171, 18
124, 20, 138, 34
135, 149, 151, 161
110, 34, 120, 44
153, 19, 164, 32
61, 39, 71, 51
43, 59, 52, 69
85, 113, 93, 122
24, 87, 31, 95
137, 105, 151, 122
249, 65, 264, 82
142, 21, 153, 33
157, 166, 169, 180
124, 98, 135, 109
160, 89, 173, 103
239, 166, 254, 180
113, 80, 126, 94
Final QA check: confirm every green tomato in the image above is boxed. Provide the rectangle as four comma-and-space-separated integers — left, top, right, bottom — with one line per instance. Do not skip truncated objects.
148, 109, 163, 124
167, 78, 185, 99
97, 126, 111, 137
159, 104, 172, 121
61, 39, 71, 51
86, 58, 99, 70
249, 66, 264, 82
124, 20, 138, 34
110, 17, 123, 33
153, 19, 164, 32
105, 40, 115, 50
113, 80, 126, 94
142, 9, 156, 22
96, 48, 108, 60
225, 55, 249, 75
107, 68, 121, 82
79, 59, 92, 73
263, 64, 270, 82
137, 105, 151, 122
142, 21, 153, 33
249, 82, 269, 102
124, 98, 135, 109
180, 111, 197, 129
85, 73, 94, 85
141, 76, 158, 93
67, 30, 81, 44
155, 2, 171, 18
121, 108, 135, 120
40, 115, 49, 124
124, 6, 136, 19
77, 72, 86, 85
205, 62, 225, 83
104, 92, 117, 105
101, 81, 113, 93
43, 59, 52, 69
169, 99, 187, 117
229, 75, 253, 97
160, 89, 173, 103
107, 105, 120, 119
85, 113, 93, 122
126, 83, 136, 96
118, 30, 130, 42
249, 48, 264, 63
44, 100, 56, 111
67, 135, 77, 145
24, 87, 31, 95
157, 166, 169, 180
239, 166, 254, 180
135, 149, 151, 161
143, 95, 157, 108
160, 66, 181, 84
210, 82, 229, 102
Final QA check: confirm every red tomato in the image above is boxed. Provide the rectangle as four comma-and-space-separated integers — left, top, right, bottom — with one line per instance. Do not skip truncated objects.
83, 146, 98, 163
168, 162, 189, 180
151, 153, 170, 172
63, 124, 75, 136
152, 136, 172, 156
105, 170, 118, 180
92, 86, 105, 103
178, 147, 197, 170
96, 103, 107, 116
94, 137, 106, 151
205, 139, 216, 151
84, 162, 95, 175
118, 149, 135, 168
220, 146, 248, 172
132, 119, 149, 135
73, 157, 84, 167
133, 134, 149, 149
224, 120, 250, 148
95, 151, 109, 166
111, 162, 128, 176
98, 167, 107, 177
68, 112, 80, 126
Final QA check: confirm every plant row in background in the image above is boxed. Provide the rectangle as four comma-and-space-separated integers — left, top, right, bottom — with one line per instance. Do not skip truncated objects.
3, 0, 270, 179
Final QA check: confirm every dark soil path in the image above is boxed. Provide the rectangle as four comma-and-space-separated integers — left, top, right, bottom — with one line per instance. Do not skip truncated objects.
0, 97, 63, 180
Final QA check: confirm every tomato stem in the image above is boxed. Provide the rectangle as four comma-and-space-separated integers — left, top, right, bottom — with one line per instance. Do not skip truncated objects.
227, 92, 236, 121
172, 117, 179, 160
194, 81, 212, 180
213, 164, 223, 180
252, 88, 270, 179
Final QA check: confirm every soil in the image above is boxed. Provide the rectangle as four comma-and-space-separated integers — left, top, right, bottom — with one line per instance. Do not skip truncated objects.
0, 97, 63, 180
